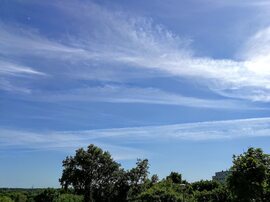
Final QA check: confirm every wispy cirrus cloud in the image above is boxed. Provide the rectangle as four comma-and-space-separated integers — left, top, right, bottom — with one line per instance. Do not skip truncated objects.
0, 128, 145, 160
1, 0, 270, 104
2, 117, 270, 156
45, 1, 270, 103
28, 85, 255, 109
79, 117, 270, 141
207, 0, 270, 7
0, 22, 88, 59
0, 60, 45, 76
0, 79, 31, 94
0, 60, 46, 93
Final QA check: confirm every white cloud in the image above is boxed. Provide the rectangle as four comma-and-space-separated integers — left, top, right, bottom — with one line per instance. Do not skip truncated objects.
29, 85, 254, 109
0, 60, 45, 76
203, 0, 270, 8
0, 22, 88, 59
78, 117, 270, 141
0, 60, 46, 93
49, 1, 270, 102
1, 1, 270, 103
2, 118, 270, 156
0, 129, 145, 160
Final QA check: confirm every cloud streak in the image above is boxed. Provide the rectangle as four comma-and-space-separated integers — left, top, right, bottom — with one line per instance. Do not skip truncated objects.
28, 85, 255, 109
79, 117, 270, 141
0, 60, 45, 76
0, 129, 145, 160
2, 118, 270, 157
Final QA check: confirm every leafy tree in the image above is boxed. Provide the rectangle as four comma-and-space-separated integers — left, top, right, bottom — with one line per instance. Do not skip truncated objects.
127, 159, 149, 200
109, 169, 129, 202
137, 179, 191, 202
128, 159, 149, 186
227, 147, 270, 202
192, 180, 220, 192
59, 144, 122, 202
34, 189, 59, 202
166, 172, 182, 184
150, 174, 159, 185
193, 185, 230, 202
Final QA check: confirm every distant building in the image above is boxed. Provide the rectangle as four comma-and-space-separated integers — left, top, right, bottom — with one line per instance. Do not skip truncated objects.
212, 170, 231, 183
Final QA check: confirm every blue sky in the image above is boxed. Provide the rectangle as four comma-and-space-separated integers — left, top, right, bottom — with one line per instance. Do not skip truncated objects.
2, 0, 270, 187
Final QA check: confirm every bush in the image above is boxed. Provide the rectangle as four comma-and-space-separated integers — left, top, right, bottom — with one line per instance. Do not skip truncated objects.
137, 180, 183, 202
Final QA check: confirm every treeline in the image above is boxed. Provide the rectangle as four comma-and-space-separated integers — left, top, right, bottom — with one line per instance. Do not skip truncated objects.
1, 145, 270, 202
0, 188, 83, 202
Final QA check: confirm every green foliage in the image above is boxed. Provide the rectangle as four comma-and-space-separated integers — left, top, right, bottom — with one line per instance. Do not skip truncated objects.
136, 172, 195, 202
137, 180, 183, 202
193, 185, 230, 202
0, 190, 31, 202
150, 174, 159, 184
127, 159, 150, 200
34, 188, 59, 202
128, 159, 149, 186
227, 147, 270, 202
166, 172, 182, 184
60, 144, 124, 202
0, 196, 13, 202
53, 194, 83, 202
12, 193, 27, 202
192, 180, 220, 192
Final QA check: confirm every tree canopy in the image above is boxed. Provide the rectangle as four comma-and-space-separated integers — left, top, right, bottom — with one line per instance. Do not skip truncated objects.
59, 144, 122, 202
227, 147, 270, 202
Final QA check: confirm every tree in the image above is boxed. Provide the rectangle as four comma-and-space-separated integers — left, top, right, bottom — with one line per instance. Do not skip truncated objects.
150, 174, 159, 185
34, 189, 59, 202
137, 179, 193, 202
227, 147, 270, 202
166, 172, 182, 184
128, 159, 149, 185
192, 180, 220, 192
59, 144, 121, 202
193, 184, 230, 202
137, 182, 182, 202
127, 159, 149, 200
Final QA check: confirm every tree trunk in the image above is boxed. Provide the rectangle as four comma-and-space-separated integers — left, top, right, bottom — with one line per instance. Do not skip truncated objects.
84, 186, 93, 202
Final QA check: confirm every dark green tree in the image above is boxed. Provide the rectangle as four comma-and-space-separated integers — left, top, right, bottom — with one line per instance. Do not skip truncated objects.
193, 184, 230, 202
150, 174, 159, 185
59, 144, 121, 202
166, 172, 182, 184
34, 189, 59, 202
127, 159, 149, 200
227, 147, 270, 202
138, 184, 182, 201
192, 180, 220, 192
137, 179, 190, 202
